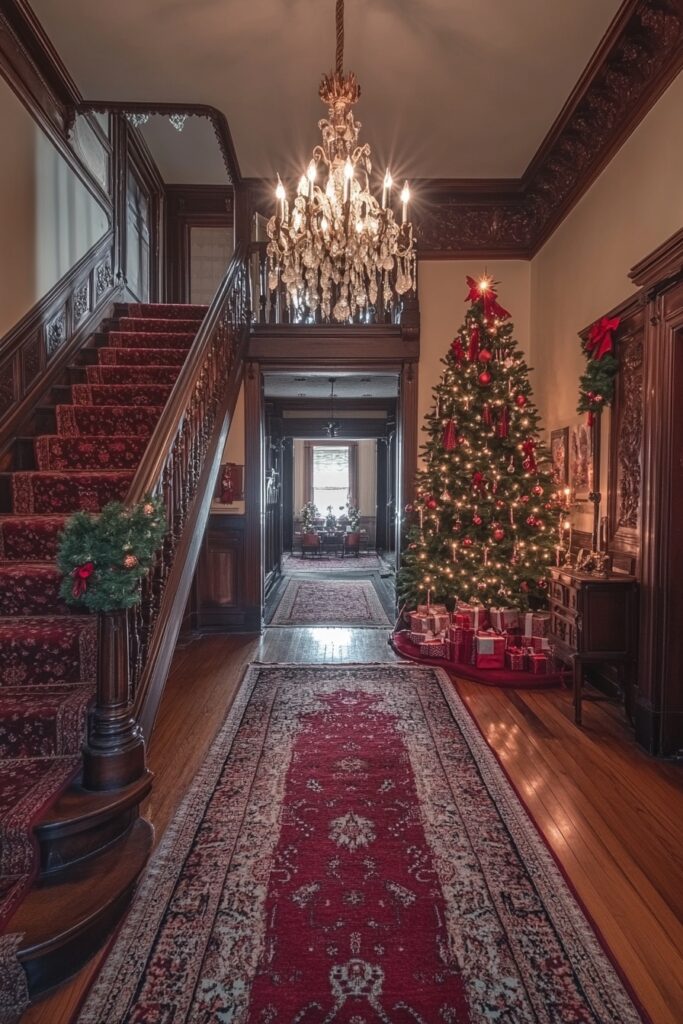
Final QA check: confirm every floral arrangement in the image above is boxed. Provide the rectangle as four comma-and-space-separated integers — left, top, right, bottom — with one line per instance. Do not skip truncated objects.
577, 315, 620, 425
344, 504, 361, 531
300, 501, 319, 533
324, 506, 338, 530
57, 495, 166, 612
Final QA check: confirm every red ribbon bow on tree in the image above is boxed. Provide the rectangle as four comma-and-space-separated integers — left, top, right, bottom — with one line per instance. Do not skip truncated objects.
586, 315, 620, 361
451, 337, 465, 363
464, 276, 511, 321
522, 439, 537, 473
471, 471, 485, 491
71, 561, 94, 598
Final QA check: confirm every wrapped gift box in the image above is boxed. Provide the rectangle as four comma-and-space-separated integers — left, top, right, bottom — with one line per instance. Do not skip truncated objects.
420, 638, 447, 659
530, 636, 550, 651
417, 603, 447, 616
490, 608, 519, 632
505, 649, 526, 671
429, 612, 451, 634
448, 624, 474, 644
456, 602, 489, 630
453, 611, 472, 628
409, 630, 430, 646
502, 631, 523, 649
527, 651, 550, 674
475, 631, 505, 670
454, 640, 474, 664
531, 613, 551, 638
409, 612, 432, 632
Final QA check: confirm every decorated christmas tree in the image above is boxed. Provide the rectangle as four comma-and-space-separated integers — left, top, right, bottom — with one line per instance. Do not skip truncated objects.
398, 275, 557, 612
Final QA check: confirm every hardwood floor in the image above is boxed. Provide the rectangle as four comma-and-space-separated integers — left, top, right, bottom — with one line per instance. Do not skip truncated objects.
23, 627, 683, 1023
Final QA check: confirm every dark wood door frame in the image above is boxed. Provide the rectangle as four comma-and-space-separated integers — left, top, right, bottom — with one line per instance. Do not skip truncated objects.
243, 344, 419, 627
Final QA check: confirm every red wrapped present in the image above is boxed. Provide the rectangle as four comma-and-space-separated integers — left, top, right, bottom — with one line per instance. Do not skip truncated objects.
475, 630, 505, 669
453, 611, 472, 628
530, 635, 550, 651
457, 602, 489, 630
409, 630, 430, 646
448, 624, 474, 644
527, 651, 549, 675
521, 613, 535, 637
409, 612, 432, 632
454, 640, 474, 665
420, 638, 447, 659
490, 608, 519, 633
417, 602, 447, 616
429, 612, 451, 634
502, 631, 523, 649
505, 649, 526, 671
531, 613, 550, 638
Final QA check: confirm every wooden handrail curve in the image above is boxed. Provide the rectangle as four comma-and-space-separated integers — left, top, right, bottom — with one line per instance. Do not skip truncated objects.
83, 244, 251, 789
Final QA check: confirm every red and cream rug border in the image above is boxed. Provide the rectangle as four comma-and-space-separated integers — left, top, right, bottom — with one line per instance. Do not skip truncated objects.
75, 663, 646, 1024
271, 578, 392, 627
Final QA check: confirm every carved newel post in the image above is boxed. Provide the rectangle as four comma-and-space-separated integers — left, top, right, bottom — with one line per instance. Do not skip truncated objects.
82, 609, 146, 790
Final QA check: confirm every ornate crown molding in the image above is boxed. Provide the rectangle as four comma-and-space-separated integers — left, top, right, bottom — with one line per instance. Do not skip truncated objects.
413, 0, 683, 258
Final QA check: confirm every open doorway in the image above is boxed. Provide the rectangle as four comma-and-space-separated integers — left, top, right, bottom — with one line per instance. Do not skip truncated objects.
262, 372, 400, 627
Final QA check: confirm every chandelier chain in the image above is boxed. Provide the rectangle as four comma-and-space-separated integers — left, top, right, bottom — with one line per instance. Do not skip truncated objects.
335, 0, 344, 76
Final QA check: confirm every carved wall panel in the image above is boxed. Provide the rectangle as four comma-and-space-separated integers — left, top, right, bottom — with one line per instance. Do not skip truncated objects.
608, 300, 645, 568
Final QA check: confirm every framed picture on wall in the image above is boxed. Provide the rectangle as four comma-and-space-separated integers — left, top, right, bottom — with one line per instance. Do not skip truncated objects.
570, 422, 593, 500
550, 427, 569, 487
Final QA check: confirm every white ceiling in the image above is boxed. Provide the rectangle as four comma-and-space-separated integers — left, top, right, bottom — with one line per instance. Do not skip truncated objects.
139, 116, 228, 184
33, 0, 622, 182
263, 372, 398, 399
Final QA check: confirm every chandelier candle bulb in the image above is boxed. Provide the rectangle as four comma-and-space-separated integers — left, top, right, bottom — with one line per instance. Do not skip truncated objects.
275, 176, 286, 220
382, 170, 392, 208
401, 181, 410, 223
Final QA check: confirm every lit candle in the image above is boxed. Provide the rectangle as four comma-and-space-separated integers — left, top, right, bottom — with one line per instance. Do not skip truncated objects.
275, 175, 286, 220
563, 486, 571, 509
400, 181, 410, 224
382, 170, 392, 209
343, 158, 354, 203
307, 160, 316, 199
451, 541, 458, 563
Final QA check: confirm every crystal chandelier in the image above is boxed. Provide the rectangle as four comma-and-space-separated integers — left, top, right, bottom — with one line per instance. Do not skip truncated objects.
266, 0, 416, 324
323, 378, 341, 437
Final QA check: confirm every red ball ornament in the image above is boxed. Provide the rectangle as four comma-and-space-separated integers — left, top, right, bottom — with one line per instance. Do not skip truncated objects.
493, 527, 505, 542
520, 495, 530, 504
532, 484, 543, 496
462, 537, 473, 547
526, 514, 538, 527
538, 579, 548, 590
427, 499, 438, 510
515, 394, 527, 408
478, 370, 492, 386
478, 349, 492, 363
473, 515, 482, 526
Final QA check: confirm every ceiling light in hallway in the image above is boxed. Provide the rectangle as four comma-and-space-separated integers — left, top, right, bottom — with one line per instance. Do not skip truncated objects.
266, 0, 416, 323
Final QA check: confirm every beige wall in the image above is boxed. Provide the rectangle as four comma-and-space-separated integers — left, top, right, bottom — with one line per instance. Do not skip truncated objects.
530, 71, 683, 433
416, 259, 531, 464
0, 77, 110, 337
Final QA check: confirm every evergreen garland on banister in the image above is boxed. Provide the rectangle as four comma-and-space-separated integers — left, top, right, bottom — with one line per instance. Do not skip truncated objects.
57, 495, 166, 612
577, 315, 621, 424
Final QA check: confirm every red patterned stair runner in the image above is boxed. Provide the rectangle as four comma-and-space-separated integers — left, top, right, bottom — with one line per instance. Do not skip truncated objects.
0, 303, 206, 930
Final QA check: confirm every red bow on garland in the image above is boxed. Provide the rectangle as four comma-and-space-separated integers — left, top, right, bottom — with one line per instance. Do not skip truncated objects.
586, 315, 620, 360
71, 561, 94, 598
464, 276, 511, 321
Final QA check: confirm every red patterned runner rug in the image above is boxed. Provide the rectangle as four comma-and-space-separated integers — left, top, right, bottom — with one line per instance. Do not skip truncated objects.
282, 552, 386, 573
76, 665, 646, 1024
271, 579, 392, 627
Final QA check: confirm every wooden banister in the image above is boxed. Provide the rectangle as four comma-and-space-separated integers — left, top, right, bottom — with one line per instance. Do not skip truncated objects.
83, 244, 251, 789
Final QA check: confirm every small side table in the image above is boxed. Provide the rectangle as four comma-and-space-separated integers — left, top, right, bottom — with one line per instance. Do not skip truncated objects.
548, 567, 638, 724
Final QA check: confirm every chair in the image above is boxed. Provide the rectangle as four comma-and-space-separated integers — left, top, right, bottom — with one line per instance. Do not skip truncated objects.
342, 531, 361, 558
301, 533, 321, 558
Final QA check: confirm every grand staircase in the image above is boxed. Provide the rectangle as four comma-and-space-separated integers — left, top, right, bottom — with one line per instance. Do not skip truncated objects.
0, 248, 248, 1001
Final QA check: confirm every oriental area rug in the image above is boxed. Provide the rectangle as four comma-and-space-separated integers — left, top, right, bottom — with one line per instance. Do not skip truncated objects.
282, 552, 385, 573
271, 578, 392, 627
76, 664, 645, 1024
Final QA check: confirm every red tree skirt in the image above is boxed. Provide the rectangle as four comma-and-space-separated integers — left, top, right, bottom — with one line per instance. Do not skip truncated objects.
391, 631, 566, 689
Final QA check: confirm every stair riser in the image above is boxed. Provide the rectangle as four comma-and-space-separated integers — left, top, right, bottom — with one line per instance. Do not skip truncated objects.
34, 436, 148, 472
0, 571, 65, 616
0, 621, 96, 688
0, 692, 90, 759
86, 365, 180, 385
0, 519, 66, 560
12, 472, 133, 515
56, 405, 162, 437
98, 348, 187, 366
108, 332, 194, 350
39, 806, 138, 877
71, 384, 173, 407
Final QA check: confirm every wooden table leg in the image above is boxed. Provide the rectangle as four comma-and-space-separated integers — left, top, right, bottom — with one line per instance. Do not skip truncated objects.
572, 654, 583, 725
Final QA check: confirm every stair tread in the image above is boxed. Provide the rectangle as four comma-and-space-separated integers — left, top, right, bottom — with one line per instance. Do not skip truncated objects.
37, 770, 154, 834
10, 817, 154, 956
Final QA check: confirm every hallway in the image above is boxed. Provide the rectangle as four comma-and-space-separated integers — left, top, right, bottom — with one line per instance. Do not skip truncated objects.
25, 626, 683, 1024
